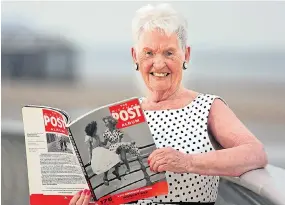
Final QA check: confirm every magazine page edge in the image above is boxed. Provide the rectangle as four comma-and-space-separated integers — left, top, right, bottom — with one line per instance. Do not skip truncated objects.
22, 104, 71, 124
67, 127, 96, 201
66, 96, 140, 127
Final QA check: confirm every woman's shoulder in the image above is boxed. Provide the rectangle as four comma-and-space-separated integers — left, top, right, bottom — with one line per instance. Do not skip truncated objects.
103, 129, 110, 135
190, 90, 226, 104
85, 135, 91, 142
177, 89, 226, 106
138, 90, 223, 101
138, 89, 226, 111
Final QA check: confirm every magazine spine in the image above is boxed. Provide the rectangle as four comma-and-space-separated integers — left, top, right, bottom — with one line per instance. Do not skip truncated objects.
68, 127, 97, 201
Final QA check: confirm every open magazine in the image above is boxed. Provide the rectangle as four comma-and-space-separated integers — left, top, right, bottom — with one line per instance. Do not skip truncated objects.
22, 97, 168, 205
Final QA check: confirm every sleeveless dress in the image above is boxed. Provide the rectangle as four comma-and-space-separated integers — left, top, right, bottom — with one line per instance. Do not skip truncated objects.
128, 93, 224, 205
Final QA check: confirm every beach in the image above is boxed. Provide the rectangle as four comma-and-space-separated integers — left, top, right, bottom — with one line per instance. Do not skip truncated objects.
2, 78, 285, 122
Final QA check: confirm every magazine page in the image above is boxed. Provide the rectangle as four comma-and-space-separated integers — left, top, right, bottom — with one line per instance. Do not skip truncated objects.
22, 106, 89, 205
67, 98, 168, 205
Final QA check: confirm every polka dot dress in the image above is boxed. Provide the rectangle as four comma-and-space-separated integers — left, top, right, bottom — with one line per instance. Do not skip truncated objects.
130, 94, 221, 205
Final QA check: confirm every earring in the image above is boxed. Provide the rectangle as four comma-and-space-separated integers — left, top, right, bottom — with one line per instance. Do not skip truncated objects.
135, 63, 139, 71
183, 62, 188, 70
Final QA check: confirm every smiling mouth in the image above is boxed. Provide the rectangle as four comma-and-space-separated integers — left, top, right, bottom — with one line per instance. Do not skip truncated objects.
150, 72, 170, 77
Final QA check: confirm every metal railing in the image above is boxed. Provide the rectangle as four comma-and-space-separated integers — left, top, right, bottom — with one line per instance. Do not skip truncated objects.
221, 165, 285, 205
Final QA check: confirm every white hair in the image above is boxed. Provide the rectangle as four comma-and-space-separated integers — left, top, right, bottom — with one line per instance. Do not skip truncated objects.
132, 3, 188, 50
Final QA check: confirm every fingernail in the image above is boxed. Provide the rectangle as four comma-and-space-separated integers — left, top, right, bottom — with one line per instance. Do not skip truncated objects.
78, 190, 83, 195
83, 189, 88, 194
148, 160, 150, 164
86, 190, 91, 195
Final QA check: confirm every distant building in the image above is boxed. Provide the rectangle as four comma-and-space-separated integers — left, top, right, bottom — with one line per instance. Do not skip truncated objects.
1, 25, 77, 81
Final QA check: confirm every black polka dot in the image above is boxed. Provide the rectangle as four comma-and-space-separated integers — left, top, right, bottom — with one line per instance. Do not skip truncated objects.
142, 95, 219, 203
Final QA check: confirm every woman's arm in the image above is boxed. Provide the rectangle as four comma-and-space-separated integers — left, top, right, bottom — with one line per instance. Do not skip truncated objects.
84, 136, 92, 147
118, 130, 124, 142
186, 99, 268, 177
101, 138, 108, 146
101, 132, 109, 146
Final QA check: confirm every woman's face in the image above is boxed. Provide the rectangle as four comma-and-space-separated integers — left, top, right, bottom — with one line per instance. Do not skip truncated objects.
104, 119, 111, 128
104, 118, 116, 129
132, 29, 190, 93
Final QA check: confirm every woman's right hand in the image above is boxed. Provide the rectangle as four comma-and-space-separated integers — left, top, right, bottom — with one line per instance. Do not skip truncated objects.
69, 189, 91, 205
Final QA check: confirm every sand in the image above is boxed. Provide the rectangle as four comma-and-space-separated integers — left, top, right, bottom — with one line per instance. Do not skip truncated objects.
2, 78, 285, 123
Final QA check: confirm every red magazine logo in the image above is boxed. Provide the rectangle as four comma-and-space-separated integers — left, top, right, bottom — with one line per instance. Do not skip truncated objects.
42, 109, 68, 135
109, 99, 145, 129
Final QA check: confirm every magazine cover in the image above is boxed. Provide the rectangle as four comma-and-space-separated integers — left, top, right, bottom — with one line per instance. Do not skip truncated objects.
68, 98, 168, 205
22, 98, 168, 205
22, 106, 89, 205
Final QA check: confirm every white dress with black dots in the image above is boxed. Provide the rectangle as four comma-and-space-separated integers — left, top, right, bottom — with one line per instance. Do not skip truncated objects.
129, 94, 222, 205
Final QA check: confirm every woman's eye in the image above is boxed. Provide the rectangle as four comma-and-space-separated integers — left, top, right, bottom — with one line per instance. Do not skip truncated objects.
166, 51, 173, 56
146, 51, 153, 56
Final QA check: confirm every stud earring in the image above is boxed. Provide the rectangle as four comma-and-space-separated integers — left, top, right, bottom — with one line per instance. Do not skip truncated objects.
135, 63, 139, 71
183, 62, 188, 70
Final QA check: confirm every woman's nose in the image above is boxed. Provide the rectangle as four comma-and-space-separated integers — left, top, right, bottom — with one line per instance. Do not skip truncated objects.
153, 55, 166, 69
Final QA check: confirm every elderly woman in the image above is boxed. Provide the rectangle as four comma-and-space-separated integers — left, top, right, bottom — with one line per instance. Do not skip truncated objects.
69, 3, 268, 205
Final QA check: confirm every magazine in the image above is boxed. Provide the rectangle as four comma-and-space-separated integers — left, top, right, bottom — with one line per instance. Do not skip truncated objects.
22, 97, 168, 205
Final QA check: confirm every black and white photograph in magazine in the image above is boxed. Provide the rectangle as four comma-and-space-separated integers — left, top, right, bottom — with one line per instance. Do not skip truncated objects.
46, 133, 73, 154
68, 107, 166, 200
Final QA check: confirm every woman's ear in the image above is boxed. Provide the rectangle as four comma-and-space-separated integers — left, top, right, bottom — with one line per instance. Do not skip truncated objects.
131, 47, 138, 63
185, 46, 191, 63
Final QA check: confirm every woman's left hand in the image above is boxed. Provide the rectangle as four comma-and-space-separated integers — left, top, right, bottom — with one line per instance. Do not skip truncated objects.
148, 147, 191, 173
